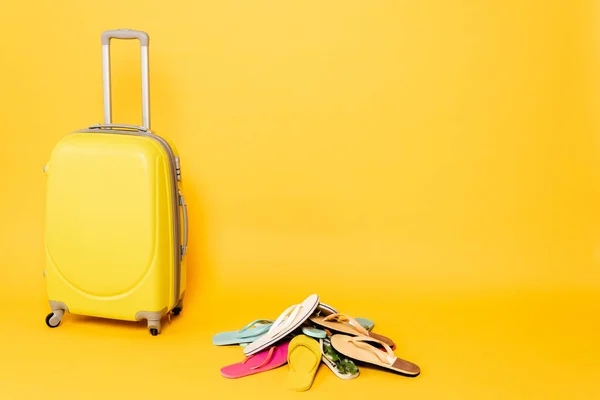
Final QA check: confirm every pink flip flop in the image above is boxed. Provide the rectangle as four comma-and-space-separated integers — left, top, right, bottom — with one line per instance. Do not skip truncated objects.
220, 341, 290, 379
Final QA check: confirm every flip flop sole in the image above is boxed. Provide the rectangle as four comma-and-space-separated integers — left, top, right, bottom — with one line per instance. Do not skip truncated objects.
220, 341, 290, 378
287, 335, 321, 391
355, 317, 375, 331
320, 338, 359, 380
317, 303, 338, 315
302, 326, 327, 339
321, 355, 359, 380
212, 331, 268, 346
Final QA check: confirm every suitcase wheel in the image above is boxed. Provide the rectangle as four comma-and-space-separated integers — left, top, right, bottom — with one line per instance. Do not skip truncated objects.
147, 319, 161, 336
45, 312, 62, 328
172, 300, 184, 316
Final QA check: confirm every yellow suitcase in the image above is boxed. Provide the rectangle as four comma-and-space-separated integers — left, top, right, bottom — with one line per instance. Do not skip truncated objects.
43, 29, 188, 336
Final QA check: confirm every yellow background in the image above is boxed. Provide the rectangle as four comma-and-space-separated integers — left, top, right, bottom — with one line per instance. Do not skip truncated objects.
1, 0, 599, 398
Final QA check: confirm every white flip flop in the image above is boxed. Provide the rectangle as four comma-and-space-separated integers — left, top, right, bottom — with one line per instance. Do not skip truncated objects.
243, 294, 320, 356
317, 303, 338, 315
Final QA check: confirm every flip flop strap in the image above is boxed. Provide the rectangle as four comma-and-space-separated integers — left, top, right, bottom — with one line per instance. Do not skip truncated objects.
288, 344, 318, 372
237, 323, 272, 339
348, 336, 397, 366
242, 346, 276, 370
323, 313, 369, 336
236, 320, 273, 339
268, 303, 302, 335
238, 319, 274, 333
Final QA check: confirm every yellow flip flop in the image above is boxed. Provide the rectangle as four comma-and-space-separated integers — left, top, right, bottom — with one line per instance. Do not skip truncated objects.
287, 335, 321, 391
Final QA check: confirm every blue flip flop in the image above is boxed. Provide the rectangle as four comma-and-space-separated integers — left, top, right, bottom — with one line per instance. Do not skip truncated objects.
355, 317, 375, 331
302, 326, 328, 339
212, 319, 274, 346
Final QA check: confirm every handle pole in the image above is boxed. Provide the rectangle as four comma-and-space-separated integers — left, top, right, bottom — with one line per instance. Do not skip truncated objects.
101, 29, 150, 129
102, 44, 112, 125
140, 45, 150, 129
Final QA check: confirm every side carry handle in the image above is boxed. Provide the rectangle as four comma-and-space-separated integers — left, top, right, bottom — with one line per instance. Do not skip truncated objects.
101, 29, 151, 130
179, 192, 188, 258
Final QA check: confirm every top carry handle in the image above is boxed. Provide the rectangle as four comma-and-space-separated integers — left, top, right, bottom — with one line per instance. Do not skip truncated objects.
101, 29, 150, 130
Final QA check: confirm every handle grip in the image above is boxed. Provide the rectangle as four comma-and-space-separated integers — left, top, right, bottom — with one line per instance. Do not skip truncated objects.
101, 29, 149, 46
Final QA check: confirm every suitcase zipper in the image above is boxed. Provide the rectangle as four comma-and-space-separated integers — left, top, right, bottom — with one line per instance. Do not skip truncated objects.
73, 126, 183, 310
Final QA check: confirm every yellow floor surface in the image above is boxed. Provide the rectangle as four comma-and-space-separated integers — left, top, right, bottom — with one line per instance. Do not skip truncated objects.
2, 1, 600, 399
2, 285, 598, 399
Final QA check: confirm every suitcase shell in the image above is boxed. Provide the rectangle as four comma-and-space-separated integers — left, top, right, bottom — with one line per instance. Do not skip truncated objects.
43, 29, 187, 335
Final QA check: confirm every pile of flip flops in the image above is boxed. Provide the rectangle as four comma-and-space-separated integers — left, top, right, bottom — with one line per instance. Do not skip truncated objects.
212, 294, 420, 391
